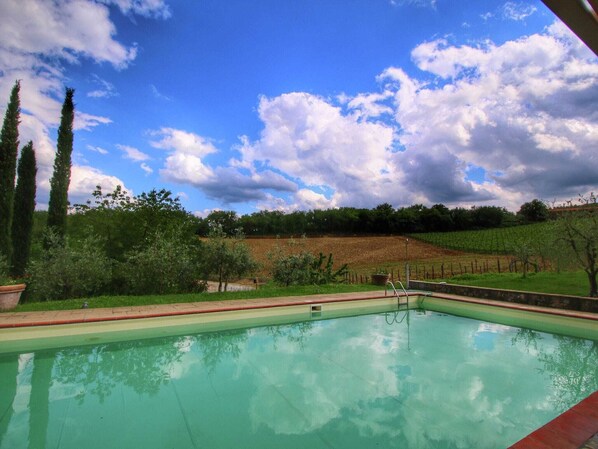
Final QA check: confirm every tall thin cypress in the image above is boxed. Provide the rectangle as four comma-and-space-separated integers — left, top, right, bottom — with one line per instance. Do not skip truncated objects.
11, 141, 37, 276
47, 87, 75, 242
0, 80, 21, 260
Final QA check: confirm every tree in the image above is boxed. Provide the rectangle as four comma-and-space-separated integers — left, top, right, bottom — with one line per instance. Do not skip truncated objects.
554, 194, 598, 297
70, 186, 198, 262
47, 87, 75, 242
518, 199, 548, 223
205, 210, 239, 236
202, 226, 258, 292
0, 80, 21, 261
11, 141, 37, 276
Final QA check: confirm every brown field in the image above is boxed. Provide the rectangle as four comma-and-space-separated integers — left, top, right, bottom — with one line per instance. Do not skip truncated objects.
245, 236, 514, 281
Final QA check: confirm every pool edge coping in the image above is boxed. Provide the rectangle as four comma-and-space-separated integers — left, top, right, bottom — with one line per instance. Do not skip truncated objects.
1, 290, 597, 329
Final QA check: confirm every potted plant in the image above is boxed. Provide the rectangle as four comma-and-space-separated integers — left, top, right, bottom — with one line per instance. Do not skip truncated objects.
0, 256, 26, 311
371, 268, 390, 286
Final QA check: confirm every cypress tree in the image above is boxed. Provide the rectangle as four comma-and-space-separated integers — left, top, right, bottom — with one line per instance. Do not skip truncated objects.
11, 141, 37, 276
47, 87, 75, 242
0, 80, 21, 261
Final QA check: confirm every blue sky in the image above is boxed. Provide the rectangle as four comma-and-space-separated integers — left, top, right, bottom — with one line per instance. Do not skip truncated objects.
1, 0, 597, 215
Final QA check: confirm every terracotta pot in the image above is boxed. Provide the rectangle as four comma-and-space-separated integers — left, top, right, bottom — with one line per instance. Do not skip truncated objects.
371, 274, 390, 286
0, 284, 26, 311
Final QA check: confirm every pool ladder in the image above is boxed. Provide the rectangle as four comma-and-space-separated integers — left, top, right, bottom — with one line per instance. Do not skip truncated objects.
386, 280, 409, 307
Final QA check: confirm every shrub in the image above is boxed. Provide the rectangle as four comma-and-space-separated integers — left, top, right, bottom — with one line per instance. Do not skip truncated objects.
0, 253, 9, 285
28, 232, 112, 301
269, 237, 348, 286
123, 229, 204, 295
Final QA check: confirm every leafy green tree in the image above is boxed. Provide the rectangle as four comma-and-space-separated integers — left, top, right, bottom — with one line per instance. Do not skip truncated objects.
518, 199, 548, 223
70, 186, 198, 262
0, 80, 21, 261
47, 87, 75, 242
11, 141, 37, 276
205, 210, 239, 236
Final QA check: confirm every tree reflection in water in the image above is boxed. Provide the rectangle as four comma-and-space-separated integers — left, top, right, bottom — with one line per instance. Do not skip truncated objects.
53, 337, 187, 402
265, 321, 314, 351
513, 328, 598, 411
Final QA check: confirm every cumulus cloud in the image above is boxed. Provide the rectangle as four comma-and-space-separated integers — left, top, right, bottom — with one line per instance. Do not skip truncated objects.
0, 0, 165, 209
378, 21, 598, 205
234, 92, 399, 209
150, 127, 219, 156
220, 22, 597, 211
150, 127, 297, 204
0, 0, 137, 69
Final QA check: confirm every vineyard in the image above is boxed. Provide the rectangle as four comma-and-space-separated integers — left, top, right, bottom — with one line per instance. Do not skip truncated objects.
407, 222, 555, 254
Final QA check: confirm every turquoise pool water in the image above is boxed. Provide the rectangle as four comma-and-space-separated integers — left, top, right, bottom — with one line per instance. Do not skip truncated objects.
1, 307, 597, 449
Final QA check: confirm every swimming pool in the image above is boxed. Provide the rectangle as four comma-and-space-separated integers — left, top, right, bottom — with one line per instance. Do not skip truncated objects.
0, 299, 596, 449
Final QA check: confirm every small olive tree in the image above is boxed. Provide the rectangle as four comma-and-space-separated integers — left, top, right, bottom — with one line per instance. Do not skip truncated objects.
201, 226, 258, 292
553, 194, 598, 297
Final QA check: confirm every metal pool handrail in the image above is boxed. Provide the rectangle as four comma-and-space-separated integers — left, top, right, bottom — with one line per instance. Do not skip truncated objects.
386, 280, 409, 306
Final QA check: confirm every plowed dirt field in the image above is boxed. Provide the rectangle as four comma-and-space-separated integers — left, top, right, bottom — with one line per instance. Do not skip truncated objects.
245, 236, 510, 278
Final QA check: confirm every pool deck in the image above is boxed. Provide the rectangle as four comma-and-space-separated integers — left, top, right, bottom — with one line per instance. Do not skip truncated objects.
0, 290, 597, 448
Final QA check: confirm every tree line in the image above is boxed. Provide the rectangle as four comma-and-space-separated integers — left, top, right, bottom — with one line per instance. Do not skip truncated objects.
200, 200, 550, 237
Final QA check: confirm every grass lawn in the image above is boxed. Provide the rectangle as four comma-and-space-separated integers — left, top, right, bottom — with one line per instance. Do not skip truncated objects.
442, 270, 594, 297
12, 283, 386, 312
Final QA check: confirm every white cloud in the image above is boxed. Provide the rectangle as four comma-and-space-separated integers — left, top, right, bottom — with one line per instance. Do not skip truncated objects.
382, 20, 598, 205
68, 165, 130, 207
101, 0, 171, 19
160, 151, 215, 185
87, 75, 118, 99
140, 162, 153, 175
150, 127, 219, 156
117, 144, 151, 162
236, 93, 396, 206
0, 0, 168, 211
502, 2, 537, 21
150, 84, 173, 101
390, 0, 437, 8
0, 0, 137, 69
75, 111, 112, 131
234, 21, 598, 211
87, 144, 109, 155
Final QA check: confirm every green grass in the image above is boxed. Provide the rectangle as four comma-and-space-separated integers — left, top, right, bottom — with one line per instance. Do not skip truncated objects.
12, 283, 386, 312
409, 222, 555, 254
441, 270, 592, 297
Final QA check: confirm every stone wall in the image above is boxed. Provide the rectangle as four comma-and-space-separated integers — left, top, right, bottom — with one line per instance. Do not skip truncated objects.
409, 280, 598, 313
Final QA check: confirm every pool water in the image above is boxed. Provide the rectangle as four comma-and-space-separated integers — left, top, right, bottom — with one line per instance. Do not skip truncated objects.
1, 308, 597, 449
